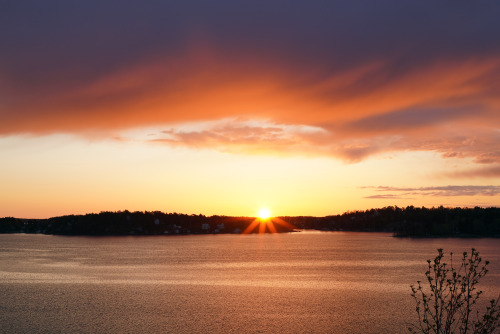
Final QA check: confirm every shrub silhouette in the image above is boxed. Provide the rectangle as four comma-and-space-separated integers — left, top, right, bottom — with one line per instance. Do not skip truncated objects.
409, 248, 499, 333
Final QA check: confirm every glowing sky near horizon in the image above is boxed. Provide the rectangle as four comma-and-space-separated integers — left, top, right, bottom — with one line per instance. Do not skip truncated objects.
1, 1, 499, 218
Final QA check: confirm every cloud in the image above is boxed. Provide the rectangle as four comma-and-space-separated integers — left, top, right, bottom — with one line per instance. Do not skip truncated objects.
341, 107, 474, 135
393, 130, 500, 165
144, 119, 412, 162
364, 194, 415, 200
1, 1, 500, 167
148, 119, 331, 157
363, 185, 500, 198
142, 116, 500, 165
445, 165, 500, 179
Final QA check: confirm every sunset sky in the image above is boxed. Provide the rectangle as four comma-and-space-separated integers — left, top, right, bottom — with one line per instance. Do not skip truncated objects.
1, 1, 499, 218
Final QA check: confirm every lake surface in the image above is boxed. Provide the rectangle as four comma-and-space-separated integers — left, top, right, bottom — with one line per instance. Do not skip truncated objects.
1, 232, 499, 333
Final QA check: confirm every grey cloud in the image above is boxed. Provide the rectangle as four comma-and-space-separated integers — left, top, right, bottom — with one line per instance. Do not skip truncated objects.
343, 107, 474, 134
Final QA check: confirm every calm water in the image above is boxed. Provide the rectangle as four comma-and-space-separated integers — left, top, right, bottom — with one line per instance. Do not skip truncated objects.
1, 232, 499, 333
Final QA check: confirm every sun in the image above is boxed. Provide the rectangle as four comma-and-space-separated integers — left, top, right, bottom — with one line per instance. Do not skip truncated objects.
258, 208, 271, 219
243, 209, 294, 233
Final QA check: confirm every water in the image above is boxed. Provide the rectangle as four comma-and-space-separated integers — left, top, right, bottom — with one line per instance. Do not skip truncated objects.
1, 232, 499, 333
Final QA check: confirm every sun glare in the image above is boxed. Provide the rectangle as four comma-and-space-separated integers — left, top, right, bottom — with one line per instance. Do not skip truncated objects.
243, 209, 294, 234
258, 208, 271, 219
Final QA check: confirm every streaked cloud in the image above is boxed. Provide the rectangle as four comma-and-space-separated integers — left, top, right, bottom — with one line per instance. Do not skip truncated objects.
444, 165, 500, 179
364, 194, 415, 200
363, 185, 500, 199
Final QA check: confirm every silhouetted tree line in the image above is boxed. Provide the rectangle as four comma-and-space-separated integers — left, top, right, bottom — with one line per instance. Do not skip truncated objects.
285, 206, 500, 237
0, 206, 498, 236
0, 211, 290, 235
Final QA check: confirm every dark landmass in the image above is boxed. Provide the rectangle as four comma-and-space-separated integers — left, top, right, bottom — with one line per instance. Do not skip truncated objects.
0, 206, 499, 237
286, 206, 500, 237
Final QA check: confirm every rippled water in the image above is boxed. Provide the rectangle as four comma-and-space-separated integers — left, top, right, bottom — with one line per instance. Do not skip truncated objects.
1, 232, 499, 333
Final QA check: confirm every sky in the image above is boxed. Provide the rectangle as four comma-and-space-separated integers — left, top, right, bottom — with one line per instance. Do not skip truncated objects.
1, 1, 500, 218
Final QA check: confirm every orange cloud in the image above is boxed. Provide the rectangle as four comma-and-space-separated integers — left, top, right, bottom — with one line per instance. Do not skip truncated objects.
2, 48, 500, 165
3, 50, 499, 130
143, 117, 499, 165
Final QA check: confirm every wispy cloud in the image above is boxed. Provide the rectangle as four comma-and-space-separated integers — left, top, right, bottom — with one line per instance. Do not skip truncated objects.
364, 194, 415, 200
142, 117, 500, 166
445, 165, 500, 179
363, 185, 500, 198
148, 119, 330, 156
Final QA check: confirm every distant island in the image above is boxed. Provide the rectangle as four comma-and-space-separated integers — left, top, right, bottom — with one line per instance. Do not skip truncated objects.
1, 206, 499, 237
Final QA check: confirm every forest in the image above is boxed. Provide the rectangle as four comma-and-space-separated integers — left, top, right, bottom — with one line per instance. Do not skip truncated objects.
0, 206, 499, 237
